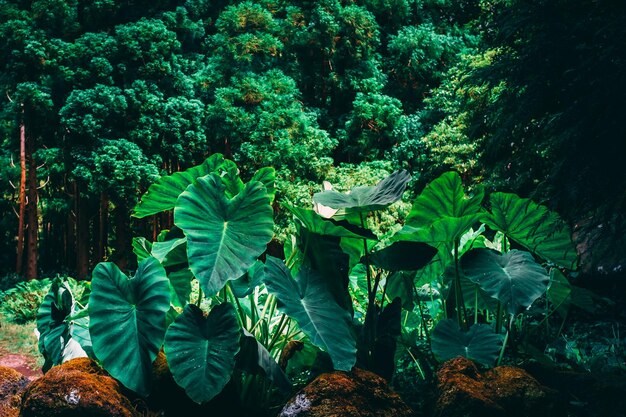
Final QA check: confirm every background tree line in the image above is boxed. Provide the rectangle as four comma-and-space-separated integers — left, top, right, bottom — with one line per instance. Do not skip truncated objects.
1, 0, 624, 279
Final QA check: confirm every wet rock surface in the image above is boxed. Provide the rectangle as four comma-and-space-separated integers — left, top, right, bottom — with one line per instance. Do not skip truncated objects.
19, 357, 139, 417
278, 368, 415, 417
0, 365, 30, 417
435, 357, 563, 417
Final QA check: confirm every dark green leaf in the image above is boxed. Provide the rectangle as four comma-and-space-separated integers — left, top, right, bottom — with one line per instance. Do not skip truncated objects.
89, 258, 170, 396
164, 303, 241, 404
231, 261, 266, 298
462, 249, 549, 315
405, 171, 483, 226
237, 329, 291, 393
133, 154, 226, 218
175, 173, 274, 296
368, 241, 437, 271
483, 192, 577, 269
250, 167, 276, 202
264, 256, 357, 371
431, 319, 503, 366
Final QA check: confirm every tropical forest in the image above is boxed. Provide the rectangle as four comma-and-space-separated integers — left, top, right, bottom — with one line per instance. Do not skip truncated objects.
0, 0, 625, 416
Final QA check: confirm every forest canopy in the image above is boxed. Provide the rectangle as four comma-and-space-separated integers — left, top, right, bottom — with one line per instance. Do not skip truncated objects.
1, 0, 624, 279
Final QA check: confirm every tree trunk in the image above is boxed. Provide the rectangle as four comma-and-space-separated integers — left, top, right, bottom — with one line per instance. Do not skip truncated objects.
95, 192, 108, 262
25, 134, 38, 280
15, 108, 26, 275
114, 201, 130, 271
76, 190, 90, 279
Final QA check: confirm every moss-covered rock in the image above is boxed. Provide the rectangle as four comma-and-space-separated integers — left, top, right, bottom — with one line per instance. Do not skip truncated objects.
0, 365, 30, 417
19, 358, 139, 417
278, 368, 414, 417
435, 357, 564, 417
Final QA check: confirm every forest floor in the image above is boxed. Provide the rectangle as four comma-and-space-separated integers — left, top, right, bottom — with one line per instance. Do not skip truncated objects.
0, 315, 42, 380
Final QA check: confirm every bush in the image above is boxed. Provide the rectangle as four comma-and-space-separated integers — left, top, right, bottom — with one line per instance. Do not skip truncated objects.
0, 279, 52, 324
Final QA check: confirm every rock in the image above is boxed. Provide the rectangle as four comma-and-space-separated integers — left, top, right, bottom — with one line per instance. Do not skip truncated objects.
19, 358, 139, 417
278, 368, 415, 417
435, 357, 564, 417
0, 366, 30, 417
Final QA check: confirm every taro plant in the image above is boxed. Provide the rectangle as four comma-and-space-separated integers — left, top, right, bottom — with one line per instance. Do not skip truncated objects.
388, 172, 582, 368
35, 154, 293, 413
36, 277, 91, 372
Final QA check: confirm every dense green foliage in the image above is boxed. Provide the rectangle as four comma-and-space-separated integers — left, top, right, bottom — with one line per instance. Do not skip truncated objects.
32, 157, 592, 417
2, 0, 623, 277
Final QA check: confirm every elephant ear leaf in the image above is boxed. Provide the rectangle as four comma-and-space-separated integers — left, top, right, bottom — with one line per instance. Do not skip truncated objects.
175, 173, 274, 296
462, 249, 549, 315
89, 258, 170, 396
397, 172, 483, 246
312, 170, 411, 212
405, 171, 483, 226
264, 256, 357, 371
133, 153, 226, 218
483, 192, 577, 270
164, 303, 241, 404
432, 319, 503, 366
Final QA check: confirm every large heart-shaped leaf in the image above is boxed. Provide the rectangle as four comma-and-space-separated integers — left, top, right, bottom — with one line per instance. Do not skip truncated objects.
312, 170, 411, 212
432, 319, 503, 366
175, 173, 274, 296
89, 258, 170, 396
133, 153, 226, 218
237, 329, 291, 393
405, 171, 483, 226
368, 241, 437, 271
164, 303, 241, 404
482, 192, 577, 270
462, 249, 549, 315
264, 256, 357, 371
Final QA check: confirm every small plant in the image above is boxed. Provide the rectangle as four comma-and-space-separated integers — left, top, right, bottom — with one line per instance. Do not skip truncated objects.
1, 278, 52, 323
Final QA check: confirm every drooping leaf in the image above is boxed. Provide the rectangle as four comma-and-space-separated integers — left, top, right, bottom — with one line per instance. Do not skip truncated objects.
462, 249, 549, 315
89, 258, 170, 396
237, 329, 291, 394
483, 192, 577, 270
312, 170, 411, 212
133, 154, 226, 218
368, 241, 437, 271
431, 319, 503, 366
264, 256, 357, 371
175, 173, 274, 296
152, 237, 188, 267
164, 303, 241, 404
